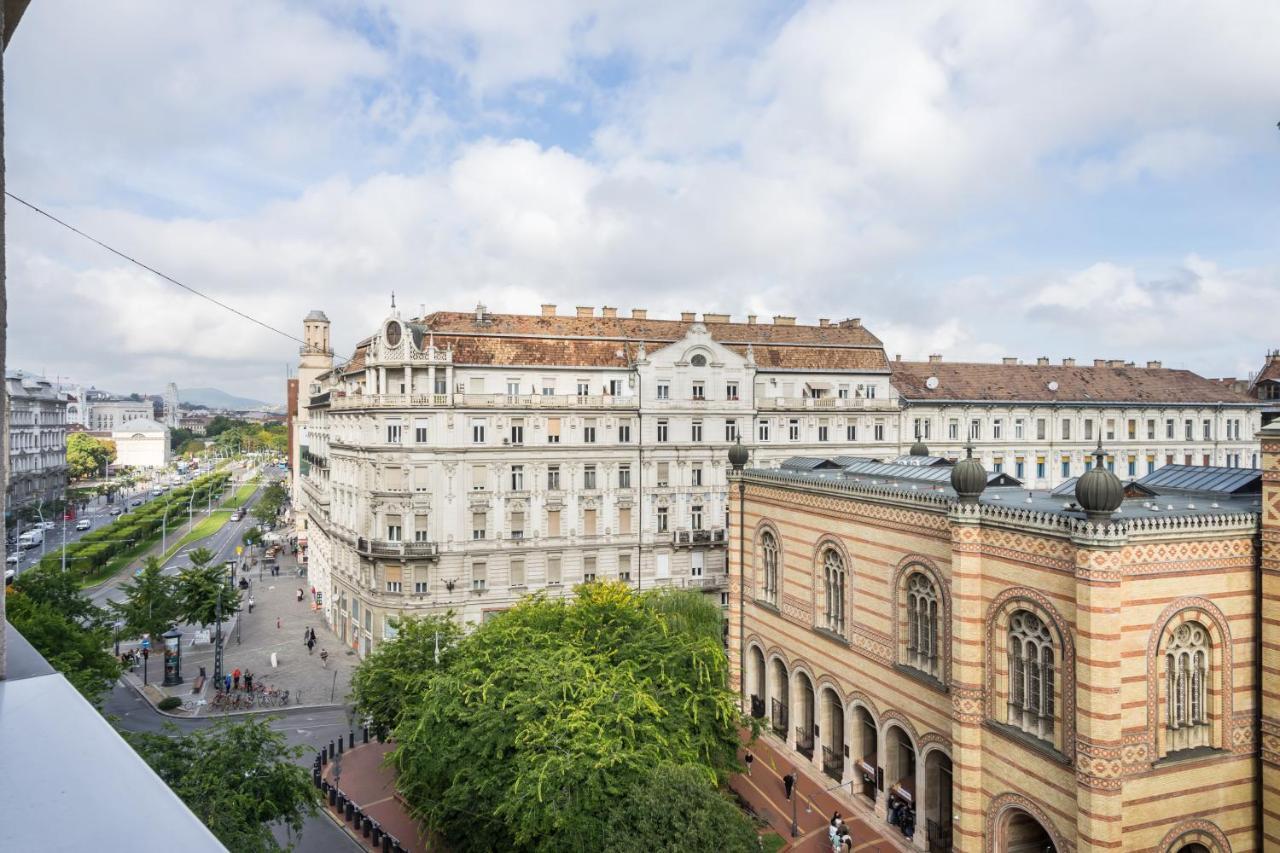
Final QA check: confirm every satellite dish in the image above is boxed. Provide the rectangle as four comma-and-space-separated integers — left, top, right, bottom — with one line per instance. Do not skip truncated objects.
1047, 380, 1059, 392
925, 376, 939, 390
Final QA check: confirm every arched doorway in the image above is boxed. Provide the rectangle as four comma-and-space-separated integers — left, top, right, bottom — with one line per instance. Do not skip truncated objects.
794, 672, 816, 759
769, 658, 789, 738
885, 726, 917, 841
1176, 846, 1211, 853
852, 706, 878, 805
1003, 808, 1055, 853
923, 750, 952, 853
819, 687, 845, 781
747, 646, 766, 718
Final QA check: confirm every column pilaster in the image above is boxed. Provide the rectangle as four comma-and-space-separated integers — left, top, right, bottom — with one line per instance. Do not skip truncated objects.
947, 505, 986, 851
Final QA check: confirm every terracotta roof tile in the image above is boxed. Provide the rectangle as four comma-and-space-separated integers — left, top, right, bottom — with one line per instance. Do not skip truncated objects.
891, 361, 1257, 405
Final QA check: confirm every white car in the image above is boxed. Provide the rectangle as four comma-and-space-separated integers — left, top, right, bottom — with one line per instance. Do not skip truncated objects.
75, 519, 92, 531
36, 521, 55, 530
6, 554, 19, 566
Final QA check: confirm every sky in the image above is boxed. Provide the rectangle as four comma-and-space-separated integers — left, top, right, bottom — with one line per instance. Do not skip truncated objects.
5, 0, 1279, 403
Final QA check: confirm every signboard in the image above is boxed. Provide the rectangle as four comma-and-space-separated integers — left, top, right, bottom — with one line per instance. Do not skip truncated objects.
141, 636, 151, 650
192, 630, 211, 645
236, 546, 243, 556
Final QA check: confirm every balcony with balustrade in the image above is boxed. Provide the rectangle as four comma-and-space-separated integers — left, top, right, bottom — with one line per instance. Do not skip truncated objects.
354, 538, 440, 560
671, 528, 727, 547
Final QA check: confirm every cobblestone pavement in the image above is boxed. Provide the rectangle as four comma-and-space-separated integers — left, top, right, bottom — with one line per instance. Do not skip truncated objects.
123, 544, 360, 714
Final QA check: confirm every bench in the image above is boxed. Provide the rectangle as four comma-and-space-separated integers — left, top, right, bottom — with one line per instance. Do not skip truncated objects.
192, 675, 205, 694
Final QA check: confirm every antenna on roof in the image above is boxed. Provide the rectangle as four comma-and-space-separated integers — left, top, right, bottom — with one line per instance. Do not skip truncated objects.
390, 291, 396, 309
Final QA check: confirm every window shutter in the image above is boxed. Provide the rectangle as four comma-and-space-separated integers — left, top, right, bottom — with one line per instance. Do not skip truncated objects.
619, 507, 631, 532
547, 510, 561, 537
510, 559, 525, 587
584, 509, 597, 536
547, 555, 562, 584
547, 417, 561, 438
385, 564, 402, 583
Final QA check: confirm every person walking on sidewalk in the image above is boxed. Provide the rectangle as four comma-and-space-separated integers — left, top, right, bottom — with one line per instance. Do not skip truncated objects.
783, 772, 795, 801
232, 668, 241, 690
223, 673, 232, 693
744, 750, 754, 776
319, 648, 329, 668
244, 670, 253, 692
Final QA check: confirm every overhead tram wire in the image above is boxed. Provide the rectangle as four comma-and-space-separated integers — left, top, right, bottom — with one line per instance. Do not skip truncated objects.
5, 191, 354, 365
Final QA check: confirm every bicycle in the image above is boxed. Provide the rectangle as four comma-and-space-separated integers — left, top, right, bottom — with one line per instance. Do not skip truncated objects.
180, 697, 207, 713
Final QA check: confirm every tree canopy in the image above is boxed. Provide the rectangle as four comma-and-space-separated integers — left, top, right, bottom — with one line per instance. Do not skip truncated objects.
351, 612, 463, 735
125, 717, 319, 852
174, 548, 240, 628
252, 481, 288, 526
601, 764, 759, 853
66, 432, 116, 481
387, 582, 749, 853
110, 555, 180, 642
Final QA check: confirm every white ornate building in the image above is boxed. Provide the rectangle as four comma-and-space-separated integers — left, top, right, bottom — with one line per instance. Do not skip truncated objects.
293, 306, 1265, 657
5, 373, 69, 513
111, 418, 171, 469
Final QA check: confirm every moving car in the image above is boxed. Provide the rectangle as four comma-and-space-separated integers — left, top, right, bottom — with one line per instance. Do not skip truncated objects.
75, 519, 92, 531
36, 521, 55, 531
6, 553, 20, 566
17, 530, 43, 549
130, 498, 144, 507
109, 507, 123, 516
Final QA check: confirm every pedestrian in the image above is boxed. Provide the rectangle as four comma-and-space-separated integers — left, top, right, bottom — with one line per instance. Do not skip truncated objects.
223, 673, 231, 693
232, 668, 241, 690
783, 772, 795, 801
745, 750, 754, 777
296, 587, 304, 602
303, 627, 310, 645
244, 670, 253, 691
839, 826, 852, 852
248, 596, 255, 613
277, 616, 281, 629
828, 811, 842, 846
307, 636, 316, 655
319, 648, 329, 668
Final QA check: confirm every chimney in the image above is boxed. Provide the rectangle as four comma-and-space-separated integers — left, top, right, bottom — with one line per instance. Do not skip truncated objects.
1107, 359, 1124, 368
1094, 359, 1106, 368
702, 312, 730, 324
1036, 356, 1049, 366
681, 311, 697, 322
1002, 357, 1018, 365
475, 303, 487, 321
895, 353, 902, 362
576, 306, 594, 318
839, 318, 862, 328
1269, 349, 1280, 364
631, 308, 647, 320
747, 315, 757, 324
1062, 357, 1075, 367
818, 318, 830, 327
1144, 360, 1160, 369
928, 354, 942, 364
601, 306, 618, 318
773, 315, 796, 326
541, 304, 557, 317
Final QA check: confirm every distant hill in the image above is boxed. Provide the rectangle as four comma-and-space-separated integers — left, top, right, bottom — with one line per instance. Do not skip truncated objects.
179, 388, 279, 412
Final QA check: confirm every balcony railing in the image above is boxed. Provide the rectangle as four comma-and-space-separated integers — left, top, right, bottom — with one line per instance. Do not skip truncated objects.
684, 574, 729, 590
455, 393, 637, 410
330, 393, 451, 410
672, 528, 727, 547
771, 699, 788, 739
795, 726, 815, 760
355, 538, 440, 559
758, 396, 896, 411
822, 746, 843, 781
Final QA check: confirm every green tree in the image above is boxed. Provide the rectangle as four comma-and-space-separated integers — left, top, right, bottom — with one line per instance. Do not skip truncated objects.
169, 426, 193, 451
601, 764, 757, 853
351, 613, 463, 735
252, 481, 288, 526
124, 717, 319, 852
66, 432, 116, 481
175, 549, 240, 628
12, 560, 106, 626
6, 592, 121, 705
110, 556, 180, 642
390, 583, 745, 853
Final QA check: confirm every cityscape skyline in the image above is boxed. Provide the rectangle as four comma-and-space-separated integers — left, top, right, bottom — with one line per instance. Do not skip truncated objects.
3, 1, 1278, 400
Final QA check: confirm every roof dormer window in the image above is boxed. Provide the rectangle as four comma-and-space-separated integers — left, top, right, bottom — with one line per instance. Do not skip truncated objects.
690, 354, 707, 367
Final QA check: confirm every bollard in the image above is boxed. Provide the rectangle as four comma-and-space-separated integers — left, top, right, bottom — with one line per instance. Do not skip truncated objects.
363, 726, 369, 744
321, 749, 328, 766
381, 835, 392, 853
328, 787, 337, 807
328, 740, 335, 759
344, 801, 355, 823
336, 793, 345, 812
337, 737, 344, 755
371, 823, 382, 845
313, 770, 322, 788
362, 816, 372, 838
349, 731, 355, 749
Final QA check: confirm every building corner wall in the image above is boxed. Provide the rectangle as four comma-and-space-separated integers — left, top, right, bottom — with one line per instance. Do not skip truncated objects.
1259, 427, 1280, 847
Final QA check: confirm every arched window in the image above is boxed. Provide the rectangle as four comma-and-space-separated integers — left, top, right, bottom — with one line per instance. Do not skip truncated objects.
1007, 610, 1055, 742
690, 354, 707, 367
1165, 622, 1210, 751
904, 572, 940, 678
822, 548, 845, 635
760, 531, 779, 604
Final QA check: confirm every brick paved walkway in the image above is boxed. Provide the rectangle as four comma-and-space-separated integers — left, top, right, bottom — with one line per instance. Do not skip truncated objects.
320, 742, 430, 853
731, 733, 912, 853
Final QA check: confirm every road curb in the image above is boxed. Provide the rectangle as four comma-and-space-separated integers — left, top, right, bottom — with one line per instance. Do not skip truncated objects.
119, 673, 347, 719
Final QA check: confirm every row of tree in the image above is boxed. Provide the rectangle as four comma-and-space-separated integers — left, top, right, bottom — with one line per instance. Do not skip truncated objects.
66, 432, 117, 481
351, 582, 758, 853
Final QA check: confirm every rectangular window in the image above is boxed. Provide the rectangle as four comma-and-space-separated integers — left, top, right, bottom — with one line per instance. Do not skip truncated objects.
583, 555, 597, 583
1185, 453, 1193, 465
866, 385, 877, 399
1061, 419, 1071, 441
584, 509, 597, 536
691, 504, 703, 530
583, 418, 597, 444
619, 506, 631, 533
970, 419, 982, 440
414, 581, 429, 594
471, 418, 486, 443
789, 419, 800, 441
874, 421, 885, 441
608, 379, 623, 396
618, 553, 632, 582
541, 378, 556, 396
1061, 457, 1070, 478
846, 423, 857, 441
1084, 418, 1094, 441
691, 466, 703, 487
510, 512, 524, 539
386, 515, 402, 542
414, 514, 430, 542
547, 465, 561, 490
510, 559, 525, 588
993, 457, 1004, 474
510, 419, 524, 445
1014, 419, 1025, 440
725, 419, 739, 441
726, 382, 739, 401
1202, 419, 1212, 441
992, 418, 1003, 440
507, 381, 520, 397
618, 420, 632, 443
758, 419, 770, 441
1147, 455, 1156, 475
546, 416, 561, 444
948, 419, 959, 440
657, 462, 670, 487
386, 580, 402, 593
656, 506, 669, 532
1166, 418, 1175, 439
1036, 459, 1045, 479
1126, 419, 1136, 440
472, 464, 488, 491
547, 510, 561, 537
656, 383, 669, 400
583, 464, 597, 490
1202, 453, 1211, 466
691, 381, 705, 400
691, 420, 703, 442
838, 384, 849, 399
434, 376, 448, 394
472, 512, 487, 540
1185, 419, 1193, 441
619, 464, 631, 488
818, 420, 829, 442
414, 418, 429, 443
1036, 418, 1047, 441
1146, 419, 1156, 440
386, 421, 402, 443
577, 382, 590, 397
657, 420, 669, 442
510, 465, 524, 491
472, 563, 487, 591
1015, 458, 1025, 479
547, 555, 562, 585
1127, 457, 1137, 477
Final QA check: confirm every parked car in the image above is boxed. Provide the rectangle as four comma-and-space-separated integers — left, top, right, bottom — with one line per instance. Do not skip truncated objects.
130, 498, 144, 507
75, 519, 92, 531
18, 530, 43, 549
5, 567, 15, 585
109, 507, 123, 516
36, 521, 55, 531
150, 488, 163, 496
6, 553, 20, 566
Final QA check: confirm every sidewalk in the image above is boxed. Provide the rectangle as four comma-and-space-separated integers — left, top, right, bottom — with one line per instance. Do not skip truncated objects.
319, 742, 430, 853
732, 733, 911, 853
122, 545, 360, 714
